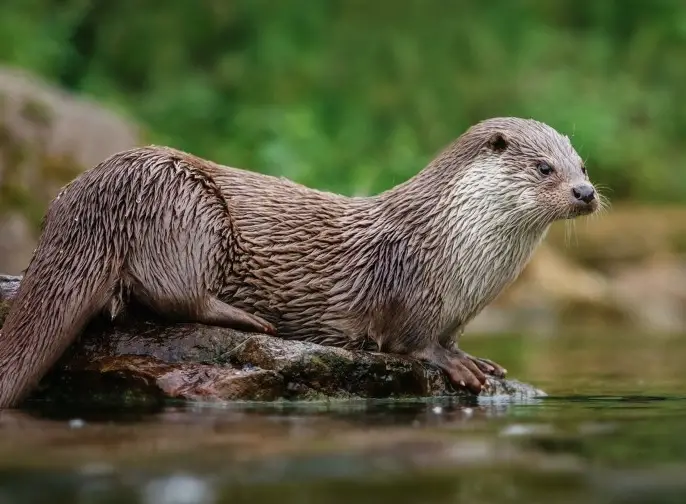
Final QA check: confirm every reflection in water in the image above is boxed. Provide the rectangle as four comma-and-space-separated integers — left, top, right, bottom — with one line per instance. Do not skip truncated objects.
1, 330, 686, 503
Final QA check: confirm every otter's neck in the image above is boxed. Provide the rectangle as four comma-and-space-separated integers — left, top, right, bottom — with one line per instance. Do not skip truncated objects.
372, 160, 549, 331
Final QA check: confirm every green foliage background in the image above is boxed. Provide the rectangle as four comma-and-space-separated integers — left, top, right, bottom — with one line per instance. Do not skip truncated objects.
2, 0, 685, 201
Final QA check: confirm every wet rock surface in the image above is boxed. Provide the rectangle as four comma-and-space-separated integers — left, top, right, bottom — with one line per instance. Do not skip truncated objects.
0, 274, 20, 324
29, 320, 544, 406
0, 275, 544, 406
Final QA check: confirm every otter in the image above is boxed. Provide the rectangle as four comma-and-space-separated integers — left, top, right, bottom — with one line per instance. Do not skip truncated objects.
0, 117, 601, 407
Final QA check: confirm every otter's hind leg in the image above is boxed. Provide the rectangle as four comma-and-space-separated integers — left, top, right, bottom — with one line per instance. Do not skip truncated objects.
127, 278, 275, 336
195, 296, 276, 335
126, 160, 278, 336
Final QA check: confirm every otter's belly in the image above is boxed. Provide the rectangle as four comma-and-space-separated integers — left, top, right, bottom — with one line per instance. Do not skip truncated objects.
216, 245, 358, 345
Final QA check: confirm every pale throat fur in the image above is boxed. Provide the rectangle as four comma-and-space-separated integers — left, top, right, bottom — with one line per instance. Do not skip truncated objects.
434, 157, 550, 346
368, 155, 549, 352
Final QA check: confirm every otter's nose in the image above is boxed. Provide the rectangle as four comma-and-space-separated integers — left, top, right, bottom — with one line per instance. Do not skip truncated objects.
572, 183, 595, 204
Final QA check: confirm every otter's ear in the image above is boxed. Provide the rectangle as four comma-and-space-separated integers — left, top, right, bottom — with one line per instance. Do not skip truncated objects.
487, 132, 508, 153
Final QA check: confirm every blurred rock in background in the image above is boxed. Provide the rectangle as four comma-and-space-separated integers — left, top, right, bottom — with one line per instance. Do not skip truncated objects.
470, 207, 686, 336
0, 67, 141, 273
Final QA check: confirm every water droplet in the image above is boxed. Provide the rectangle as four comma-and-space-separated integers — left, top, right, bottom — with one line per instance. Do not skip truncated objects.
68, 418, 85, 429
142, 474, 215, 504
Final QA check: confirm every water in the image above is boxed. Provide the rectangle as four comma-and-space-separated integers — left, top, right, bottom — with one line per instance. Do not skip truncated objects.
1, 330, 685, 504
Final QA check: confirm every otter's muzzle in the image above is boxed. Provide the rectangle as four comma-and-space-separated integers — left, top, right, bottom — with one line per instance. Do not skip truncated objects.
572, 183, 595, 204
570, 182, 598, 215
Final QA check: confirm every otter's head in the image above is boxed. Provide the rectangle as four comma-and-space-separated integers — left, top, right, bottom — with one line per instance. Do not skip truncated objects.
449, 117, 599, 229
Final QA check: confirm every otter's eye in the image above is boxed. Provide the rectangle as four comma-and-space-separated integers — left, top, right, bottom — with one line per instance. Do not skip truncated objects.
581, 165, 587, 175
537, 161, 554, 176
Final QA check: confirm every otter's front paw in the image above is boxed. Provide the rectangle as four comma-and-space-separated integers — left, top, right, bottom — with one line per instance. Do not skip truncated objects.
454, 349, 507, 379
413, 345, 488, 394
440, 354, 488, 394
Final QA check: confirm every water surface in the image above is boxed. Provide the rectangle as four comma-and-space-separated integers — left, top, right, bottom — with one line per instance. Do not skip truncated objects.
1, 330, 685, 504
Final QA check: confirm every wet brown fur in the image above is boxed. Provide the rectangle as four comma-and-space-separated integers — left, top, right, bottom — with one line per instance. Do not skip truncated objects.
0, 117, 599, 407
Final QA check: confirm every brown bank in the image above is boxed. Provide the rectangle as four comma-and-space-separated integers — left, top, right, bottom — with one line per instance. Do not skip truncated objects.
0, 274, 543, 406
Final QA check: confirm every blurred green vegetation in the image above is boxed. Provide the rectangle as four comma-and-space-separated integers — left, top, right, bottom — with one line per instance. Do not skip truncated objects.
1, 0, 686, 201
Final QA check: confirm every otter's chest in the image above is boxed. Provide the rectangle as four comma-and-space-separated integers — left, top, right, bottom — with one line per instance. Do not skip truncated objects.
441, 230, 544, 332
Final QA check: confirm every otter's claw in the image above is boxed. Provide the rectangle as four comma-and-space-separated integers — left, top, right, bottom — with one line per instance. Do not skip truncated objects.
437, 353, 488, 394
454, 350, 507, 378
413, 345, 506, 395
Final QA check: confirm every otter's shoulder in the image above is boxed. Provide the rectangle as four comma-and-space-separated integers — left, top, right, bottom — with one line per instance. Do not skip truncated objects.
97, 145, 355, 207
98, 145, 219, 174
119, 145, 281, 183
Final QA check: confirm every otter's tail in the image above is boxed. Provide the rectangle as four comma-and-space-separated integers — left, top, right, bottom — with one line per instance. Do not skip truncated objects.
0, 196, 119, 408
